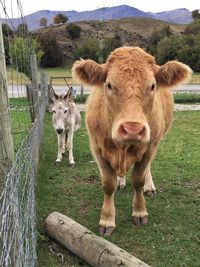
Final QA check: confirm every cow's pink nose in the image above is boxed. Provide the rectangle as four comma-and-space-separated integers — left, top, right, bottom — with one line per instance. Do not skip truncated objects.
118, 122, 146, 142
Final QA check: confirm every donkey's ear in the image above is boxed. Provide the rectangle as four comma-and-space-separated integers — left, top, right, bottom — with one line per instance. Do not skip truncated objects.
50, 87, 59, 102
64, 87, 73, 101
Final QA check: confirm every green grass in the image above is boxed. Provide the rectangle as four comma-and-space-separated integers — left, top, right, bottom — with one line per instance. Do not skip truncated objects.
10, 98, 32, 151
37, 111, 200, 267
7, 67, 200, 85
40, 67, 74, 85
174, 93, 200, 104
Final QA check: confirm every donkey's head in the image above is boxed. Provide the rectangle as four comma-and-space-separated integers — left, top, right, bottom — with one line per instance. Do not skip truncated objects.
50, 88, 73, 134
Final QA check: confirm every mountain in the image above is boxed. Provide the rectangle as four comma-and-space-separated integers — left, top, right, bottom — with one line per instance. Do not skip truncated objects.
1, 5, 193, 30
153, 8, 192, 24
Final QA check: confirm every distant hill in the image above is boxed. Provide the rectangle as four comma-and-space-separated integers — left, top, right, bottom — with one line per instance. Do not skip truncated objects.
151, 8, 192, 24
1, 5, 192, 30
33, 17, 186, 63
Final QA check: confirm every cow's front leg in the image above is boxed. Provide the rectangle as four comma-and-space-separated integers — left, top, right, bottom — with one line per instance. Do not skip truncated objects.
67, 129, 75, 165
100, 171, 117, 236
94, 151, 117, 236
56, 133, 65, 162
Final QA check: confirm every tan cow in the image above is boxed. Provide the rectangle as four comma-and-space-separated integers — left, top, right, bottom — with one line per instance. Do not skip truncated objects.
72, 47, 192, 236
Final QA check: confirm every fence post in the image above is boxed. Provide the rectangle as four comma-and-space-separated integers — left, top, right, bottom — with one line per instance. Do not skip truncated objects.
0, 21, 14, 187
80, 84, 84, 101
40, 72, 49, 106
30, 54, 39, 121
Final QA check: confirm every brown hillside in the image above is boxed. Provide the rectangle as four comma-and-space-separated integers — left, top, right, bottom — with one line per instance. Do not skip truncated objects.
34, 17, 186, 62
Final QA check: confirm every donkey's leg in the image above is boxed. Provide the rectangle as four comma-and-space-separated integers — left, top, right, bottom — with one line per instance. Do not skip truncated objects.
61, 133, 66, 155
56, 133, 64, 162
67, 129, 75, 165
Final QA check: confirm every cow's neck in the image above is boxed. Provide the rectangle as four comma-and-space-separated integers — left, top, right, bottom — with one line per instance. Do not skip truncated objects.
102, 138, 148, 177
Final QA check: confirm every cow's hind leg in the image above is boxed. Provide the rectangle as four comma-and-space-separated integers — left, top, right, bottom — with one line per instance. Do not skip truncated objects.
131, 146, 157, 226
117, 176, 126, 190
143, 164, 156, 196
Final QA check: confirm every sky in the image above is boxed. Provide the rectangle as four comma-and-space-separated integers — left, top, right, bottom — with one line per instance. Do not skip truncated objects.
0, 0, 199, 18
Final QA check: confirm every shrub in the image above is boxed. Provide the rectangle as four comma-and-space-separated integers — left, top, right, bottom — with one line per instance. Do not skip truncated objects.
147, 26, 172, 55
53, 14, 68, 24
37, 32, 64, 67
10, 37, 44, 78
73, 37, 100, 62
185, 20, 200, 35
100, 34, 122, 62
192, 9, 200, 20
156, 34, 200, 72
16, 23, 29, 37
66, 23, 81, 39
2, 23, 13, 36
39, 17, 48, 28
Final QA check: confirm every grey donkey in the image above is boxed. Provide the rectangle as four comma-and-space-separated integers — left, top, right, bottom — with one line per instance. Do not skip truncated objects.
50, 88, 81, 165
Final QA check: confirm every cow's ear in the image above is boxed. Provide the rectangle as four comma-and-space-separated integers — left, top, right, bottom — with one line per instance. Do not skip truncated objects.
50, 87, 59, 102
72, 59, 106, 86
155, 61, 192, 89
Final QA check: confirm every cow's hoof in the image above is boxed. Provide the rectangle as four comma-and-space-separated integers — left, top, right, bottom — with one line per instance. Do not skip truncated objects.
99, 226, 115, 236
132, 215, 148, 226
55, 159, 61, 163
144, 190, 156, 197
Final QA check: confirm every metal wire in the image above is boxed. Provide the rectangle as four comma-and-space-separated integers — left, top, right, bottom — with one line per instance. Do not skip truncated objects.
0, 1, 48, 266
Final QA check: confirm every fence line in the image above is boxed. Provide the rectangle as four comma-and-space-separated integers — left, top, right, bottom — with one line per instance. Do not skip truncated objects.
0, 1, 49, 266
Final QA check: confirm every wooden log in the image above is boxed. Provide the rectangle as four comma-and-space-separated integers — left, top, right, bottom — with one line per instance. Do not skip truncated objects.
45, 212, 150, 267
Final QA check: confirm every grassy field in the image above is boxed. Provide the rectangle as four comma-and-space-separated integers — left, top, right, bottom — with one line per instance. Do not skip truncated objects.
173, 93, 200, 104
10, 98, 32, 151
37, 111, 200, 267
7, 67, 200, 85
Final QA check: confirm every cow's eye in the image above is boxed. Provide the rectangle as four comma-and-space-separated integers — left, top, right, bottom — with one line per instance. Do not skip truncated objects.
64, 109, 68, 113
151, 83, 156, 92
105, 82, 112, 90
53, 110, 56, 113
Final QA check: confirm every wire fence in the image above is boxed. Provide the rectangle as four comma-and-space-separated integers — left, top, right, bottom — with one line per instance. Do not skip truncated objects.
0, 1, 48, 266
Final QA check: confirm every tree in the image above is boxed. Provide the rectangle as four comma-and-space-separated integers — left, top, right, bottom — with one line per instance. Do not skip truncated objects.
37, 32, 64, 67
192, 9, 200, 20
66, 23, 81, 39
156, 36, 179, 64
2, 23, 13, 36
39, 17, 48, 28
10, 37, 44, 78
73, 37, 100, 62
2, 24, 13, 64
100, 34, 122, 62
54, 13, 68, 24
185, 20, 200, 35
16, 23, 29, 37
147, 26, 172, 56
